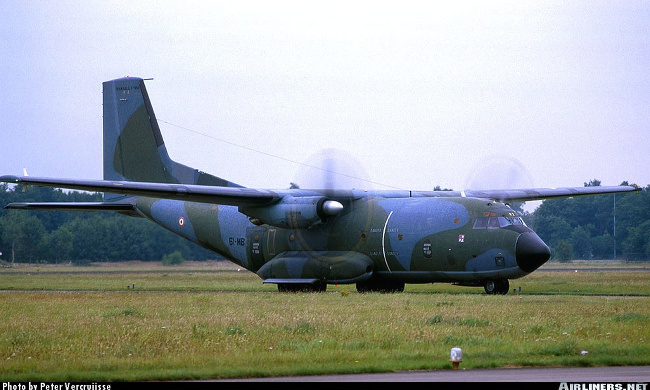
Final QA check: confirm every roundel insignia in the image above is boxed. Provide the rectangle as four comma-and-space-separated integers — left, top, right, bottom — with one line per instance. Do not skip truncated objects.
178, 217, 185, 227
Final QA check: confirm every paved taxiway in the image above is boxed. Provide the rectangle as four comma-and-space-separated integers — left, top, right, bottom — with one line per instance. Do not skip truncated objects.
213, 365, 650, 382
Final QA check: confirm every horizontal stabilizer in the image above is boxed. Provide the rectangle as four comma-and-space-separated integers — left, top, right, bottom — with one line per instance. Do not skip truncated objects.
4, 202, 136, 212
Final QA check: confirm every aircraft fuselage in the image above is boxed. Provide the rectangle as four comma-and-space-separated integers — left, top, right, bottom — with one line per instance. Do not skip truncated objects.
134, 195, 549, 293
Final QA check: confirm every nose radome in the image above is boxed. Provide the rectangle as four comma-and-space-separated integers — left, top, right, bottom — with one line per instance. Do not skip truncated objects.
516, 232, 551, 273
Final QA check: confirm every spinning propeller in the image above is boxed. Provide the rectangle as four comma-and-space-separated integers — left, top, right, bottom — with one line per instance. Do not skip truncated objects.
293, 148, 374, 191
464, 156, 535, 191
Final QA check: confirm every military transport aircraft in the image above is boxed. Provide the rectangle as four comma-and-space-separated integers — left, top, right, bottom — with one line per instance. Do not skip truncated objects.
0, 77, 639, 294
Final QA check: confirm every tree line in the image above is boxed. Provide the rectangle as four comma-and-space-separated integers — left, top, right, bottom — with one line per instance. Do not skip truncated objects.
0, 180, 648, 264
525, 180, 650, 262
0, 184, 216, 264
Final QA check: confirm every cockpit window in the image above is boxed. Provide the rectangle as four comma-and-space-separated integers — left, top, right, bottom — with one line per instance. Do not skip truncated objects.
510, 216, 526, 225
473, 217, 488, 229
473, 213, 527, 229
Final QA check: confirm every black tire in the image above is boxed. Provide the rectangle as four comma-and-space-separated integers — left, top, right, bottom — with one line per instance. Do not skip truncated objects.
312, 281, 327, 292
484, 279, 509, 295
484, 279, 497, 294
356, 280, 405, 293
496, 279, 510, 295
277, 283, 296, 292
278, 282, 327, 293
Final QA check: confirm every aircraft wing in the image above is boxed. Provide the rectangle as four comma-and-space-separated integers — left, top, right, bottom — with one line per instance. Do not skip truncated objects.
0, 175, 280, 207
0, 175, 639, 210
461, 185, 639, 202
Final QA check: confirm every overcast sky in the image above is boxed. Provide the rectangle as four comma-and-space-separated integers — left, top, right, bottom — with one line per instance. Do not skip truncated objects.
1, 1, 648, 207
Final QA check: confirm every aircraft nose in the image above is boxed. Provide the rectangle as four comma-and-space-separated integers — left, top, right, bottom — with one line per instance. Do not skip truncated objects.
516, 232, 551, 273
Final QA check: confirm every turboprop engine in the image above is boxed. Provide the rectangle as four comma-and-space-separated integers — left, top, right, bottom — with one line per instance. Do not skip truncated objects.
241, 196, 344, 229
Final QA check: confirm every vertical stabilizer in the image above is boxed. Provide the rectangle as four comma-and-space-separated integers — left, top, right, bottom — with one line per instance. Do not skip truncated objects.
102, 77, 241, 200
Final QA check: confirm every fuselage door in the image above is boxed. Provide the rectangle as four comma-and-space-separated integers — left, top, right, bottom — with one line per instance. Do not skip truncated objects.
267, 228, 277, 257
247, 226, 266, 271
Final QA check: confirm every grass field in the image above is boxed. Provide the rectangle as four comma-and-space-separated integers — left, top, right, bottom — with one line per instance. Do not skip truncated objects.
0, 260, 648, 381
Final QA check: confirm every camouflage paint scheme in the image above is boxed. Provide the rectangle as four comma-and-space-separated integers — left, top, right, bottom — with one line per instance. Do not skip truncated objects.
1, 77, 639, 294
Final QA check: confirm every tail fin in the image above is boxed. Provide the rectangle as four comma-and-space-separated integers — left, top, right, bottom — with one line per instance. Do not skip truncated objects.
102, 77, 241, 199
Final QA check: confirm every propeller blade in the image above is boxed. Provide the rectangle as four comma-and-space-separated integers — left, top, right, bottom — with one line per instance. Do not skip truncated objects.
293, 148, 372, 191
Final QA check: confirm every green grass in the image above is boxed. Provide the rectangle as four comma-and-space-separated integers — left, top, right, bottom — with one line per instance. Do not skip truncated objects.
0, 261, 648, 381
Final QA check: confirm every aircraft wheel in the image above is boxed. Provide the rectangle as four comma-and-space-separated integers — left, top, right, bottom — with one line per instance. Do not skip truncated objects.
484, 279, 509, 295
496, 279, 509, 295
278, 282, 326, 293
385, 281, 405, 293
356, 280, 404, 293
312, 281, 327, 292
356, 281, 371, 293
277, 283, 295, 293
484, 280, 497, 294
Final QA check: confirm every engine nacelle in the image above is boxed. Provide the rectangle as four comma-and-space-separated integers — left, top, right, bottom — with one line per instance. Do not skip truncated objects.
240, 196, 343, 229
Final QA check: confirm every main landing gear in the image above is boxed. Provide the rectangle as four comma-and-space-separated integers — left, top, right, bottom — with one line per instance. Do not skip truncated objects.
277, 281, 327, 293
356, 280, 405, 293
484, 279, 509, 295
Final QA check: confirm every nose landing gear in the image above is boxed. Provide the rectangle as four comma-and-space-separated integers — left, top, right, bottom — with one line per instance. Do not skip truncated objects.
484, 279, 509, 295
